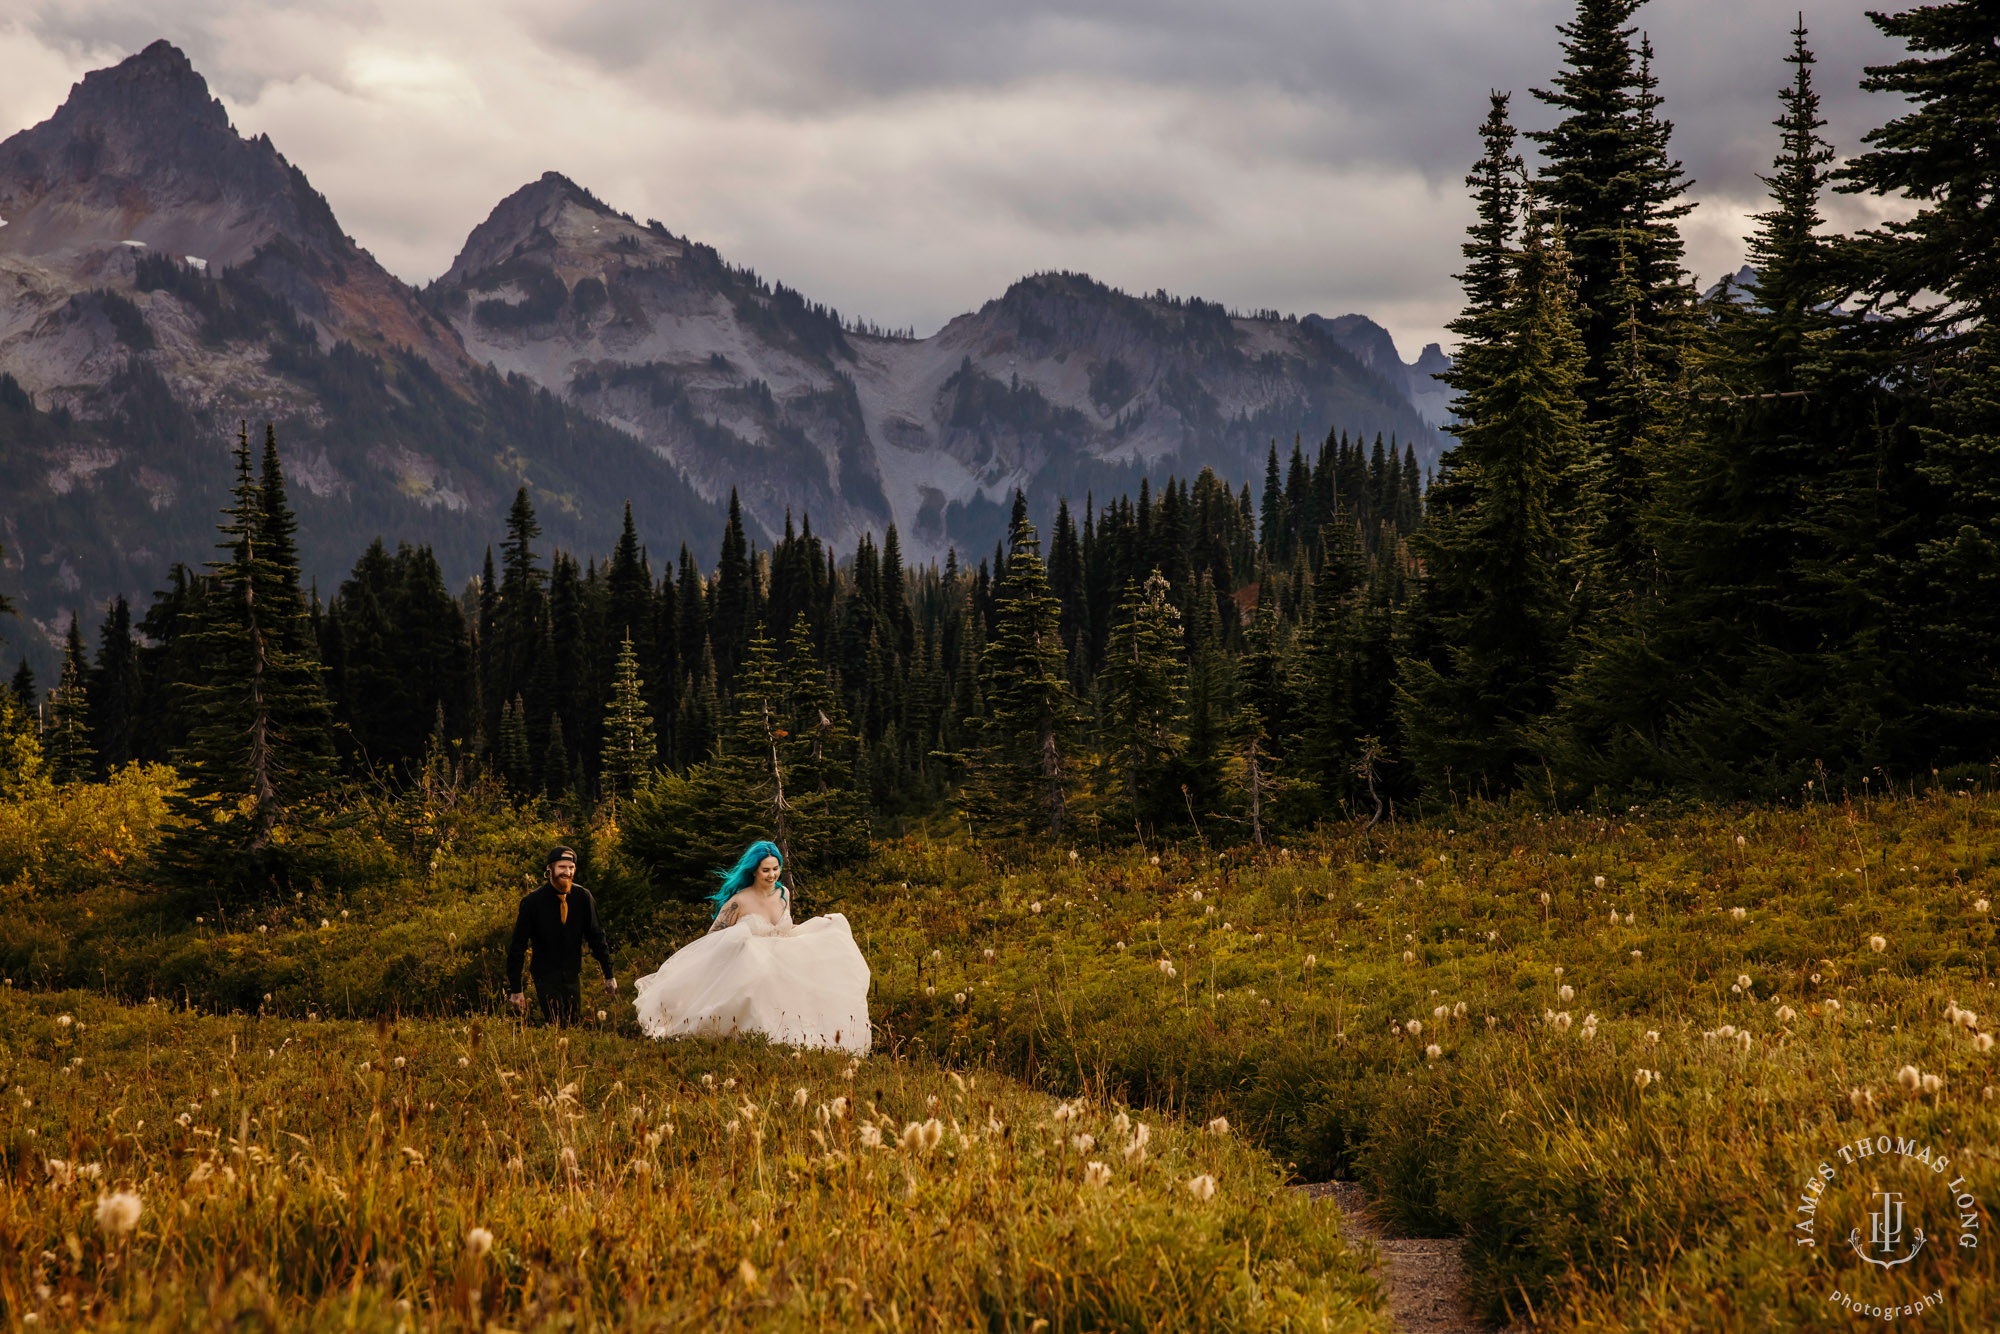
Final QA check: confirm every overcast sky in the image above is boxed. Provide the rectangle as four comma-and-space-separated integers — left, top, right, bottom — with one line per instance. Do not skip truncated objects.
2, 1, 1914, 359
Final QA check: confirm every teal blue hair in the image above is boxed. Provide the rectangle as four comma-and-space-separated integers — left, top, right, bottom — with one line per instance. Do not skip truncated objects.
708, 840, 787, 916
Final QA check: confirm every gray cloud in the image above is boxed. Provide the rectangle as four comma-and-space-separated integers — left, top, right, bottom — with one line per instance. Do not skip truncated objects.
2, 1, 1919, 358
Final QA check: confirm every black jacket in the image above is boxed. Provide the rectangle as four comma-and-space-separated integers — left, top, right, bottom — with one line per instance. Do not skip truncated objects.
506, 882, 613, 992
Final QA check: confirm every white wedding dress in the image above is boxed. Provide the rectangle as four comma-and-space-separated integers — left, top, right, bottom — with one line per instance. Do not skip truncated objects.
631, 888, 871, 1052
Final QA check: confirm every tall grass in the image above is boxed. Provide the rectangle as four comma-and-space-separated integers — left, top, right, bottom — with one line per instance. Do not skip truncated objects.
0, 992, 1386, 1331
842, 787, 2000, 1330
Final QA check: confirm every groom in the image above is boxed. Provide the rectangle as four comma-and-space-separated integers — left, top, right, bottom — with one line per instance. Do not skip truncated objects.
507, 845, 616, 1025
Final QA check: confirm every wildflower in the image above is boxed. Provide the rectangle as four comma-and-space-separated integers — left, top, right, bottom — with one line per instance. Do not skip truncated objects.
1186, 1174, 1217, 1201
1976, 1034, 1996, 1054
1115, 941, 1126, 951
1191, 890, 1203, 903
1124, 1139, 1148, 1166
1738, 1031, 1752, 1052
1454, 1001, 1467, 1018
56, 1015, 73, 1028
701, 1073, 715, 1088
1069, 850, 1079, 864
95, 1191, 142, 1236
1558, 985, 1574, 1003
1977, 899, 1991, 914
1538, 892, 1551, 904
924, 985, 936, 997
1824, 998, 1842, 1015
1737, 975, 1752, 991
1405, 1019, 1422, 1037
1081, 1159, 1114, 1188
1554, 966, 1565, 977
954, 992, 967, 1005
1633, 1069, 1653, 1090
560, 1146, 578, 1173
859, 1124, 883, 1148
1052, 1101, 1076, 1122
1030, 902, 1042, 914
1425, 1044, 1442, 1060
1487, 1015, 1498, 1029
1869, 935, 1887, 953
320, 918, 331, 929
341, 909, 349, 918
983, 948, 995, 961
394, 1056, 407, 1068
1777, 1006, 1796, 1024
1958, 1009, 1979, 1030
1433, 1005, 1449, 1021
466, 1227, 494, 1257
1717, 1025, 1736, 1039
1735, 834, 1746, 847
842, 1061, 859, 1079
1071, 1133, 1096, 1153
724, 1078, 738, 1090
258, 925, 267, 935
739, 1258, 759, 1288
1402, 950, 1415, 964
1608, 909, 1619, 925
1631, 950, 1643, 960
830, 1096, 849, 1120
1624, 912, 1635, 925
1206, 1116, 1231, 1136
1922, 1073, 1943, 1094
1157, 959, 1178, 978
794, 1087, 809, 1109
1848, 1087, 1874, 1112
931, 948, 942, 961
1897, 1065, 1921, 1091
1550, 1012, 1573, 1032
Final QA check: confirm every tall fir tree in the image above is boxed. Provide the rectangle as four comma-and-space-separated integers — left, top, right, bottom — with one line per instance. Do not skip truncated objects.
1101, 570, 1187, 824
967, 500, 1077, 838
601, 630, 656, 801
1400, 206, 1588, 795
48, 615, 95, 783
1837, 0, 2000, 763
165, 424, 336, 883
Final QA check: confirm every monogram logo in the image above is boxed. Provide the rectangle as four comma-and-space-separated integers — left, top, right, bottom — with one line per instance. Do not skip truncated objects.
1850, 1188, 1925, 1268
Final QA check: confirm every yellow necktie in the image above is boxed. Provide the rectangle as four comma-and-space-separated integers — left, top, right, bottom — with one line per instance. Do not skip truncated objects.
558, 891, 568, 925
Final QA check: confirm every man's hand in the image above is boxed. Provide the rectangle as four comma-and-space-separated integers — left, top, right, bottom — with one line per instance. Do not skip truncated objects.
509, 992, 526, 1013
603, 976, 618, 994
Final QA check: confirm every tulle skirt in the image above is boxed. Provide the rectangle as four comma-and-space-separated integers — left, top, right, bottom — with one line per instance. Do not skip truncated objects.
631, 913, 872, 1053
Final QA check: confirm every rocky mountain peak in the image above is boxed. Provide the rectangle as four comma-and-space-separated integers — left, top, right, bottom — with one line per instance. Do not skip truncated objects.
0, 39, 341, 269
440, 171, 661, 287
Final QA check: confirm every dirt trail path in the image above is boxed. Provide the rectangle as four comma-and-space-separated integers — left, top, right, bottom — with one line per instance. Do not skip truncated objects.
1298, 1181, 1523, 1334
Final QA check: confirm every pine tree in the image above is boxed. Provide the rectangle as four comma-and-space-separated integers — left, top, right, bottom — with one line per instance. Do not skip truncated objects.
48, 615, 95, 783
1399, 209, 1588, 795
601, 630, 656, 800
1529, 0, 1693, 402
968, 500, 1077, 838
1831, 0, 2000, 766
165, 424, 337, 882
1101, 570, 1187, 822
712, 489, 754, 685
89, 596, 140, 774
7, 659, 33, 717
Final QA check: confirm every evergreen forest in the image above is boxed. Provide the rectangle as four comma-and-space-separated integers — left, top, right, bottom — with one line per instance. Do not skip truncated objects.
4, 2, 2000, 896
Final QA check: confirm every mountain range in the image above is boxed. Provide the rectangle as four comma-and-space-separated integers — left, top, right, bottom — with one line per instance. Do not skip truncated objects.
0, 40, 1449, 674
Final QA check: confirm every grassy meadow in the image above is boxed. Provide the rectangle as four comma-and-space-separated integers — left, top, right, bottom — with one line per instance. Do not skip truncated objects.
0, 993, 1387, 1331
3, 777, 1999, 1329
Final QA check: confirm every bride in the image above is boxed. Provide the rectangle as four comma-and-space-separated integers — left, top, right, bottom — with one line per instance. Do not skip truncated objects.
631, 839, 871, 1052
